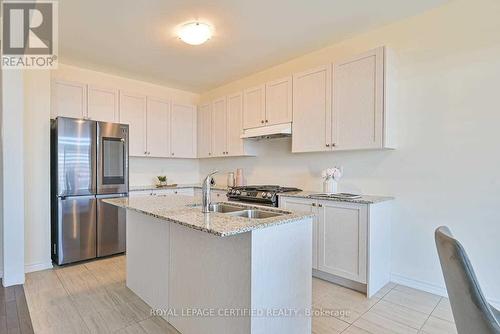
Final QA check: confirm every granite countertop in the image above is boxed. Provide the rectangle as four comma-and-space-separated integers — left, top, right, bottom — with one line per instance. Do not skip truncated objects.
129, 184, 229, 192
104, 195, 313, 237
278, 191, 394, 204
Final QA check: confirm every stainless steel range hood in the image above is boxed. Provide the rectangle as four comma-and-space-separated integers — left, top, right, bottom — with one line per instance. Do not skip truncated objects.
240, 122, 292, 139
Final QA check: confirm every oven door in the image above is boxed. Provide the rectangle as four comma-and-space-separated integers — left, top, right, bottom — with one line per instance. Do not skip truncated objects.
97, 122, 129, 194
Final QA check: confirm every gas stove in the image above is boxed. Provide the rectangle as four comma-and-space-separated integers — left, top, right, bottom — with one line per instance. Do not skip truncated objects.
227, 185, 302, 207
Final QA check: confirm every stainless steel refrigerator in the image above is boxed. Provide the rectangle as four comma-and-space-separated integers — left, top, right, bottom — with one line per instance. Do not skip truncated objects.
50, 117, 129, 265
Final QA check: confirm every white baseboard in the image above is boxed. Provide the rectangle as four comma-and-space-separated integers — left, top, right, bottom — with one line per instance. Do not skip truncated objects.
25, 261, 53, 273
391, 272, 448, 297
391, 272, 500, 309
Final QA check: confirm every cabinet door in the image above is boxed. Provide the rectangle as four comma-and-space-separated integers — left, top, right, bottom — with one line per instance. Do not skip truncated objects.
119, 91, 147, 157
243, 85, 266, 129
171, 103, 197, 158
147, 97, 170, 158
292, 65, 332, 153
212, 190, 227, 201
211, 97, 227, 157
318, 202, 367, 283
226, 92, 244, 156
51, 80, 87, 119
197, 103, 212, 158
333, 47, 384, 150
279, 197, 319, 270
265, 76, 292, 125
87, 85, 119, 122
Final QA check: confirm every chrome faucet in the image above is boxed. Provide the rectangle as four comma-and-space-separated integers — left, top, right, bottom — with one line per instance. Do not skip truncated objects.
202, 170, 218, 213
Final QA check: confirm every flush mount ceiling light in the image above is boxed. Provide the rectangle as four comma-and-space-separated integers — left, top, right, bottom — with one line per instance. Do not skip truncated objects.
177, 22, 213, 45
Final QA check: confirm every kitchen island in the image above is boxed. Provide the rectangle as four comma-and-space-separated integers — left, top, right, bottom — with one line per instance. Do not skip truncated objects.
105, 195, 314, 334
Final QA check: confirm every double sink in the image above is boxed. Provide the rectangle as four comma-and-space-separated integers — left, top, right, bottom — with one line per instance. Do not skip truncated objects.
205, 203, 285, 219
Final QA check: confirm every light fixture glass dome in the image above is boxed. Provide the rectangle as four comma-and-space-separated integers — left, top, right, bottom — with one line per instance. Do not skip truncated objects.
177, 22, 213, 45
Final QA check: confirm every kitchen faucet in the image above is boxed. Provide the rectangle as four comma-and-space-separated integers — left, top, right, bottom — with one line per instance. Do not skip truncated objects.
202, 170, 218, 213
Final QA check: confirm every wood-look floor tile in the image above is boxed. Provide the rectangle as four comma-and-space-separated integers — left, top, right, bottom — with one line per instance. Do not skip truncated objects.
353, 311, 418, 334
342, 325, 375, 334
373, 282, 397, 299
138, 316, 180, 334
368, 300, 428, 329
115, 322, 149, 334
82, 307, 135, 334
431, 298, 454, 323
383, 285, 440, 314
313, 278, 379, 323
420, 316, 457, 334
312, 311, 349, 334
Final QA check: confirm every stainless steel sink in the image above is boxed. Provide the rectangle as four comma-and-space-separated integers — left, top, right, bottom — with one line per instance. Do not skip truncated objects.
226, 209, 283, 219
207, 203, 245, 213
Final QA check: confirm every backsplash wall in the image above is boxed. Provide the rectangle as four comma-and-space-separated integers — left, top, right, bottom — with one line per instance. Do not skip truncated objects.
130, 157, 200, 186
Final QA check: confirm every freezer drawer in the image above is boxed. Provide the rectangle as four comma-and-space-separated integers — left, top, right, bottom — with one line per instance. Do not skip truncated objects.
57, 196, 97, 265
97, 194, 127, 257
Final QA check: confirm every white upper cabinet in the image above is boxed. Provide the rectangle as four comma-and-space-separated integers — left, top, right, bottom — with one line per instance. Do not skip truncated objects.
243, 85, 266, 129
87, 85, 119, 122
265, 76, 292, 126
171, 103, 197, 158
226, 92, 245, 156
51, 80, 87, 119
333, 47, 384, 150
197, 103, 212, 158
211, 97, 227, 157
292, 65, 332, 153
146, 97, 170, 158
119, 92, 147, 157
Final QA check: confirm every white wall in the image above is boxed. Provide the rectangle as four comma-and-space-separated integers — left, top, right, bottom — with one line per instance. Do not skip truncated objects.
24, 71, 53, 273
200, 0, 500, 304
2, 69, 26, 286
52, 64, 201, 186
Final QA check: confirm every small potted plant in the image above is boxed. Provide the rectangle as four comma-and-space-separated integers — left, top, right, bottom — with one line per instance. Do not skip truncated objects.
321, 167, 343, 194
157, 176, 167, 187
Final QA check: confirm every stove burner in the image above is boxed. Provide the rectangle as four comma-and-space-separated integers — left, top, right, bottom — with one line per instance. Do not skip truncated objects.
227, 185, 302, 207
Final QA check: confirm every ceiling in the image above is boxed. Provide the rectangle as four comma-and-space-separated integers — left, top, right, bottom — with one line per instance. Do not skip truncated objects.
59, 0, 448, 93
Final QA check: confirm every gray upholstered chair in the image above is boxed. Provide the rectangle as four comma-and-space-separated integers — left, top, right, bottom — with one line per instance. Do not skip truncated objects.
435, 226, 500, 334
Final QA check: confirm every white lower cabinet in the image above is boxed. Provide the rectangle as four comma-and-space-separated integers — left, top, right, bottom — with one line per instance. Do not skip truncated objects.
317, 201, 367, 283
279, 196, 391, 297
193, 188, 227, 201
129, 188, 195, 197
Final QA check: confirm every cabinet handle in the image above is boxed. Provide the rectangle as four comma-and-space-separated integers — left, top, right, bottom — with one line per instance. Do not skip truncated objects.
208, 152, 211, 156
265, 120, 268, 123
318, 204, 323, 207
326, 144, 330, 147
312, 203, 316, 207
171, 153, 174, 156
332, 143, 336, 147
144, 151, 147, 155
261, 120, 264, 124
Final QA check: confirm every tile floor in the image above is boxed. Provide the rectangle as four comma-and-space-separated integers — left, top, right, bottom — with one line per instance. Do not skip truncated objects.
24, 256, 457, 334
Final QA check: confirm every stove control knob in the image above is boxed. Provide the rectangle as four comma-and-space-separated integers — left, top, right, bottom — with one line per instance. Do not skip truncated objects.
264, 192, 271, 198
235, 190, 241, 195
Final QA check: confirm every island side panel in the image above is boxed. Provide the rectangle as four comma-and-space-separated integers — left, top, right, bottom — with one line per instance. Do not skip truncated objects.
168, 223, 252, 334
250, 218, 313, 334
126, 210, 170, 311
366, 201, 392, 298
